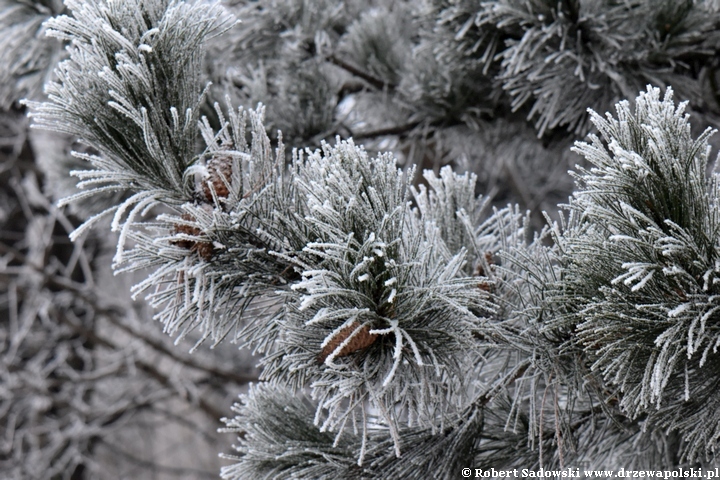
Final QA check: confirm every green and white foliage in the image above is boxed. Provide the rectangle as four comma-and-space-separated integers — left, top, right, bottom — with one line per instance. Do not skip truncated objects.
412, 166, 491, 269
556, 86, 720, 461
31, 1, 500, 460
338, 3, 413, 88
26, 0, 720, 476
260, 140, 493, 452
28, 0, 235, 241
0, 0, 64, 109
221, 374, 488, 480
220, 384, 362, 480
398, 0, 501, 125
26, 0, 296, 350
207, 0, 359, 145
124, 103, 294, 348
480, 0, 720, 136
220, 155, 579, 474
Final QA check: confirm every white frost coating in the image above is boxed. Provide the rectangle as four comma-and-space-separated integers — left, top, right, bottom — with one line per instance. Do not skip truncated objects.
298, 295, 316, 311
630, 271, 654, 292
358, 273, 370, 282
703, 269, 714, 291
369, 324, 395, 335
401, 329, 423, 366
668, 303, 690, 318
662, 265, 685, 276
382, 327, 404, 387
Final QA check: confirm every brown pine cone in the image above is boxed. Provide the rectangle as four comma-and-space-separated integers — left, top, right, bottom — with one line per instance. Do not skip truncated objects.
202, 154, 233, 201
317, 322, 378, 364
172, 212, 214, 260
476, 251, 495, 292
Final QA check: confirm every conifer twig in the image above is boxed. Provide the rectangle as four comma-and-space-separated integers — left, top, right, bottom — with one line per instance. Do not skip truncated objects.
327, 53, 396, 90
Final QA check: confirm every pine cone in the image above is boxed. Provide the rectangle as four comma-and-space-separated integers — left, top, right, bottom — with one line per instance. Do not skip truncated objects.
317, 322, 378, 364
202, 154, 233, 201
475, 251, 495, 292
172, 212, 214, 260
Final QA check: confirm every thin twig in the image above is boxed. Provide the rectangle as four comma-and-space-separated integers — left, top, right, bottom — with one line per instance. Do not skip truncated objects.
327, 54, 395, 90
473, 359, 531, 408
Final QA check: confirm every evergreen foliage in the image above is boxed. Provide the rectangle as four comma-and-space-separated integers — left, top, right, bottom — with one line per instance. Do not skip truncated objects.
8, 0, 720, 476
0, 0, 64, 109
555, 87, 720, 461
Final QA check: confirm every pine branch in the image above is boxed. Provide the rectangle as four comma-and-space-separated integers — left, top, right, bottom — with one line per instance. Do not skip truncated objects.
554, 85, 720, 462
20, 0, 720, 474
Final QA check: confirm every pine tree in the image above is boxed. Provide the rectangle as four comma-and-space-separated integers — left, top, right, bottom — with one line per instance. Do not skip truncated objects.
7, 0, 720, 477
